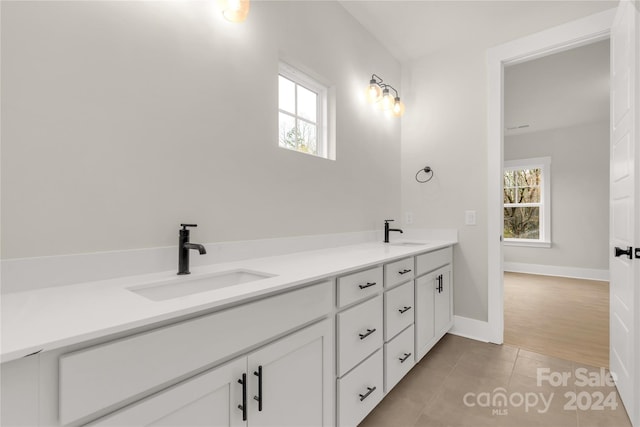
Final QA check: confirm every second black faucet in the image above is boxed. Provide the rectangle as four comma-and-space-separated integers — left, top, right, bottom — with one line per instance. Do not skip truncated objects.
384, 219, 403, 243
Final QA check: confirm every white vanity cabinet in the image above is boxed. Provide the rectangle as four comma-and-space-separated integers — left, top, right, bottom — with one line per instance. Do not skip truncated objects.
91, 319, 333, 427
415, 247, 454, 361
1, 242, 456, 427
45, 281, 333, 426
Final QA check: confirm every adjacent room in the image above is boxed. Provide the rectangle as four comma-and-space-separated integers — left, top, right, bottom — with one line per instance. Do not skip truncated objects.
502, 40, 611, 368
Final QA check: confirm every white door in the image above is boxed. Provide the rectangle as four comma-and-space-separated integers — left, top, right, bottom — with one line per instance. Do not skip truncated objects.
247, 319, 332, 427
610, 1, 639, 426
91, 357, 247, 427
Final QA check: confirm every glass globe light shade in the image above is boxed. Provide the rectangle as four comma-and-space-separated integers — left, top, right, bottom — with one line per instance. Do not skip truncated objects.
392, 97, 405, 117
221, 0, 250, 23
378, 87, 395, 111
366, 79, 383, 103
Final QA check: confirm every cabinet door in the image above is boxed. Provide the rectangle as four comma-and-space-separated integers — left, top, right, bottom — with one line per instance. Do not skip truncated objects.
434, 269, 453, 336
0, 357, 39, 427
414, 272, 436, 361
247, 319, 333, 427
90, 358, 246, 427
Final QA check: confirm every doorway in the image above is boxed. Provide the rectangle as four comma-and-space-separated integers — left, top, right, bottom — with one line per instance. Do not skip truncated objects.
501, 39, 610, 367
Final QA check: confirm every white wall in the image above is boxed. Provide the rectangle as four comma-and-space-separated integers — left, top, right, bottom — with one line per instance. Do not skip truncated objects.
504, 122, 610, 271
0, 1, 401, 259
401, 47, 489, 321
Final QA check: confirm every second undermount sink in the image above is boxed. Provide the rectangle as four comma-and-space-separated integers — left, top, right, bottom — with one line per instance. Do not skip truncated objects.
128, 269, 276, 301
390, 242, 428, 247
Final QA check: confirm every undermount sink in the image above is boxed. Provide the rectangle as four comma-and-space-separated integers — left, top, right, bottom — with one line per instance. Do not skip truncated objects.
128, 269, 276, 301
390, 242, 428, 247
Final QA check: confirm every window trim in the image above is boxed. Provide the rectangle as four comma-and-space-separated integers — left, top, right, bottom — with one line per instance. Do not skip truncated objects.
503, 156, 551, 248
278, 62, 329, 159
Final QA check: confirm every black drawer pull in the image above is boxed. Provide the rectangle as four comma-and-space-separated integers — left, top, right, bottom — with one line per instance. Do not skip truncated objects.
238, 374, 247, 421
359, 328, 376, 340
615, 246, 633, 259
398, 306, 412, 314
399, 352, 412, 363
359, 282, 377, 290
398, 269, 412, 275
359, 386, 377, 401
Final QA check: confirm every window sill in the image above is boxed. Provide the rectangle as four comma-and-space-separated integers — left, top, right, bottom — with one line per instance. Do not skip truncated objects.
504, 239, 551, 248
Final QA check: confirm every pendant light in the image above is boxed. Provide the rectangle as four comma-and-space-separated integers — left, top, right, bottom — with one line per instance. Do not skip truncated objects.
220, 0, 250, 23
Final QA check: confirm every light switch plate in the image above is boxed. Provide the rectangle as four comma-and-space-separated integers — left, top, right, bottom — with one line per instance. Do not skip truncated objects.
465, 210, 476, 226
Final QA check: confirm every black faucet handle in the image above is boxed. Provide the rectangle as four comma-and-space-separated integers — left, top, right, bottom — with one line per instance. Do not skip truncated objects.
385, 219, 394, 223
180, 224, 198, 230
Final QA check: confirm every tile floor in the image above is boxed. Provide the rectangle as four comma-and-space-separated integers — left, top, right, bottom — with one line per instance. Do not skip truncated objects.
359, 334, 632, 427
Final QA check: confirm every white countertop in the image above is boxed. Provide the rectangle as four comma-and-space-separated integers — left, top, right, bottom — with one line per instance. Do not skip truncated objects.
1, 240, 455, 363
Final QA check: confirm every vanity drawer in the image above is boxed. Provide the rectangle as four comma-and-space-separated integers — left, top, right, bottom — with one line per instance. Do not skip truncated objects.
337, 349, 383, 427
384, 257, 415, 288
59, 281, 332, 425
384, 325, 415, 393
337, 266, 383, 308
416, 246, 452, 276
337, 296, 383, 377
384, 280, 414, 341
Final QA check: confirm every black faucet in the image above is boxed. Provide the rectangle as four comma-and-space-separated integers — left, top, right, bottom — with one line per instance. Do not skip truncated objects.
178, 224, 207, 275
384, 219, 403, 243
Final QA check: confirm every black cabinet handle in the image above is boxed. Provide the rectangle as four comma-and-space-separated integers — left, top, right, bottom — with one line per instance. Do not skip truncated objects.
398, 269, 412, 275
615, 246, 633, 259
253, 366, 263, 411
238, 374, 247, 421
436, 275, 443, 293
359, 328, 376, 340
398, 306, 412, 314
399, 352, 412, 363
359, 386, 377, 401
359, 282, 377, 290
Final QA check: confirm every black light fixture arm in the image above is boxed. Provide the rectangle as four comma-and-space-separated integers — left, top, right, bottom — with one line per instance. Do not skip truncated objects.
370, 74, 384, 84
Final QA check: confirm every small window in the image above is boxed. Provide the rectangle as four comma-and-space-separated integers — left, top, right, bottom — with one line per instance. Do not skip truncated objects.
278, 62, 330, 159
503, 157, 551, 247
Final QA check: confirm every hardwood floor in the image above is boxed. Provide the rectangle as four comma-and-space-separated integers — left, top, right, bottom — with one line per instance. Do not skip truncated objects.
504, 272, 609, 368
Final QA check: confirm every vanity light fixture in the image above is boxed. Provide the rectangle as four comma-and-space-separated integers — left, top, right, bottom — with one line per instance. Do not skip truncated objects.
220, 0, 250, 23
366, 74, 383, 103
365, 74, 405, 118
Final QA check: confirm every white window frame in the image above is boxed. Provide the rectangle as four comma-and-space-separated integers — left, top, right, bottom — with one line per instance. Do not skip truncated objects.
278, 62, 330, 159
503, 156, 551, 248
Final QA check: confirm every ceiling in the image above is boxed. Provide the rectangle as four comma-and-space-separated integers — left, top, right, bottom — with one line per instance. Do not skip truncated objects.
504, 39, 610, 136
340, 1, 614, 135
340, 0, 617, 63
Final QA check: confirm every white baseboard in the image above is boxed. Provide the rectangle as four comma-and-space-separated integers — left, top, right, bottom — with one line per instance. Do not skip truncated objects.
503, 262, 609, 281
450, 316, 493, 343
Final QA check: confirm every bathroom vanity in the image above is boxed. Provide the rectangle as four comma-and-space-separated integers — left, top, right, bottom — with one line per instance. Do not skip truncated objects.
1, 240, 455, 426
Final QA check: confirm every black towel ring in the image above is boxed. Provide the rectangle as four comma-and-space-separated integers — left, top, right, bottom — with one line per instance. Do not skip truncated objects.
415, 166, 434, 183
